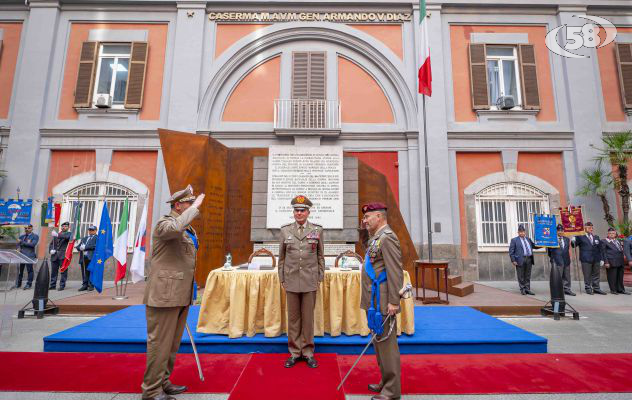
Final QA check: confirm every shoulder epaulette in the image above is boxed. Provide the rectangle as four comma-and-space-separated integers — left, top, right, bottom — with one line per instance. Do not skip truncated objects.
281, 222, 293, 228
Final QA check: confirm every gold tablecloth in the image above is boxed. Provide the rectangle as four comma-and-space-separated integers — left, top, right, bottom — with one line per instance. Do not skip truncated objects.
197, 268, 415, 338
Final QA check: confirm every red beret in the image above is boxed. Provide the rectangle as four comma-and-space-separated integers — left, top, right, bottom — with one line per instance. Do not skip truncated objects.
362, 202, 387, 214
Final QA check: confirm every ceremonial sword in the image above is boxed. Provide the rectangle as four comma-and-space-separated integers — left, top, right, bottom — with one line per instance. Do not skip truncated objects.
185, 323, 205, 381
337, 283, 413, 391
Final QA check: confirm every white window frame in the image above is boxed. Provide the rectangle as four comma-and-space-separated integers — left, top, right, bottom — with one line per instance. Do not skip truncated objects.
92, 43, 131, 109
60, 182, 138, 252
475, 182, 549, 252
486, 46, 523, 110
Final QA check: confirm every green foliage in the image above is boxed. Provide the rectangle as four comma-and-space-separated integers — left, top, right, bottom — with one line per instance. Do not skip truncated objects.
614, 220, 632, 238
0, 226, 19, 240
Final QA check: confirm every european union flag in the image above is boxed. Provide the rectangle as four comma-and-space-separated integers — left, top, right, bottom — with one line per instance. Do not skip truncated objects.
88, 202, 114, 293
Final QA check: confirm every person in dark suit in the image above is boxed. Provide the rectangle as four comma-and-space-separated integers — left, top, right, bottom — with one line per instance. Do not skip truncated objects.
571, 222, 606, 294
76, 225, 97, 291
602, 227, 630, 295
15, 224, 39, 290
623, 233, 632, 273
49, 222, 72, 290
509, 225, 537, 295
547, 224, 575, 296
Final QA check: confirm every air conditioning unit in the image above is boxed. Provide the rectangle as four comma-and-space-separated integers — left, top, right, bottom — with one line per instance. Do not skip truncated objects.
95, 94, 112, 108
497, 96, 515, 110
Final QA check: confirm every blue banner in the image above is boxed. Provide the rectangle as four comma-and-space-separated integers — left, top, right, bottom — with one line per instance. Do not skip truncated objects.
0, 199, 33, 225
88, 202, 114, 293
534, 214, 558, 248
45, 197, 54, 223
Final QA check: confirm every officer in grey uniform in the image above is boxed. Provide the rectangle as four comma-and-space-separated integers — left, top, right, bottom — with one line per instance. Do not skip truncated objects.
278, 195, 325, 369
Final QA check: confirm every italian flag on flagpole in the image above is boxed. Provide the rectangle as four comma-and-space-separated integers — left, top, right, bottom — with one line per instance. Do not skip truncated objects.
114, 198, 129, 284
60, 203, 81, 273
418, 0, 432, 96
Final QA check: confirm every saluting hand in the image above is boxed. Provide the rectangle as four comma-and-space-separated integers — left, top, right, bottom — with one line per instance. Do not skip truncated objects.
192, 193, 205, 209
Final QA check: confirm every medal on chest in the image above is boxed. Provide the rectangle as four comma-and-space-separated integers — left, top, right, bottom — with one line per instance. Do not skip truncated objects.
368, 238, 381, 263
307, 230, 320, 251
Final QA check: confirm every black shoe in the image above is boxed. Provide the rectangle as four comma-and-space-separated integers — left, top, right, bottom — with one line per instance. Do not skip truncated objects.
163, 383, 187, 395
88, 286, 95, 291
284, 357, 298, 368
520, 289, 526, 295
526, 290, 535, 295
618, 291, 631, 295
23, 284, 31, 290
49, 286, 56, 290
611, 291, 618, 295
565, 291, 576, 296
594, 289, 607, 295
78, 286, 88, 291
305, 357, 318, 368
58, 286, 65, 291
368, 383, 382, 393
586, 289, 593, 295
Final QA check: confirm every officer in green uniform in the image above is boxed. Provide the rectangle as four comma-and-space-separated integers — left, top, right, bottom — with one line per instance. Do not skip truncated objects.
278, 195, 325, 368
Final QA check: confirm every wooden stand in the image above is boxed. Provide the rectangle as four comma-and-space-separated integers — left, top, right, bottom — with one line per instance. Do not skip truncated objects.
414, 259, 450, 304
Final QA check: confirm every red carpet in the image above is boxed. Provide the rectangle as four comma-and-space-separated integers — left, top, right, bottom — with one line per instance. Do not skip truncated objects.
339, 353, 632, 394
0, 352, 249, 393
2, 352, 632, 395
228, 353, 345, 400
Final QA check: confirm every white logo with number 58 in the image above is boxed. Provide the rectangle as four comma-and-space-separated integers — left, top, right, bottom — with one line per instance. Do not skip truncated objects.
545, 15, 617, 58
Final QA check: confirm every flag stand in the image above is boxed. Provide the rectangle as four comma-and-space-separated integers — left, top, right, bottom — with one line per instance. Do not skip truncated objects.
112, 258, 128, 300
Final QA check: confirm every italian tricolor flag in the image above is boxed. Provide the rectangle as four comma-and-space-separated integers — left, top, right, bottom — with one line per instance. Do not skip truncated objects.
418, 0, 432, 96
60, 203, 81, 273
113, 198, 129, 283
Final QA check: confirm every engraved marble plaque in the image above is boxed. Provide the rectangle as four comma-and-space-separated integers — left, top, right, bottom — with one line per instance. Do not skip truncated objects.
266, 145, 343, 229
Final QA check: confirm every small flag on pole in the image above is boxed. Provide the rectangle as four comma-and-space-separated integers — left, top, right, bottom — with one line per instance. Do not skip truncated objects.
130, 202, 148, 283
113, 198, 130, 284
88, 202, 114, 293
418, 0, 432, 96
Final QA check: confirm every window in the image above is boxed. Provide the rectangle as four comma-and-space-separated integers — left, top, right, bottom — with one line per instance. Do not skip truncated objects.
60, 182, 138, 251
73, 41, 148, 109
93, 44, 131, 107
486, 47, 521, 109
291, 52, 326, 128
475, 182, 549, 250
615, 43, 632, 111
468, 43, 540, 111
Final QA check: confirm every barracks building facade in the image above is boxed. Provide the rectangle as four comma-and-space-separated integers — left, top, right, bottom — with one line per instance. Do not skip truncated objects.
1, 0, 631, 281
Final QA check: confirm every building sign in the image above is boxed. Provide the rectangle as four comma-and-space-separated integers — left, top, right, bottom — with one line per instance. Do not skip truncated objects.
266, 145, 344, 229
209, 11, 412, 23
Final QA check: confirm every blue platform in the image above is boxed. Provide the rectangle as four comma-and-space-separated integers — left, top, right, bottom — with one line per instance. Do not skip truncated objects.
43, 305, 547, 354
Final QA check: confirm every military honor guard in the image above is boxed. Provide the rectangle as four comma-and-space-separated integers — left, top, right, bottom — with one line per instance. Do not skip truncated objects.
77, 225, 98, 291
49, 221, 72, 290
571, 222, 606, 295
602, 227, 630, 295
360, 202, 403, 400
509, 225, 537, 295
14, 224, 39, 290
141, 185, 205, 400
278, 195, 325, 369
547, 224, 576, 296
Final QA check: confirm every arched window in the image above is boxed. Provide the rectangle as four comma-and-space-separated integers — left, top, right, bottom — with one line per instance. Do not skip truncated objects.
475, 182, 549, 250
61, 182, 139, 251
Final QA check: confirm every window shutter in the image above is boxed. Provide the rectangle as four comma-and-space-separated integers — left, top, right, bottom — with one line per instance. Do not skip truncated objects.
308, 52, 326, 100
615, 43, 632, 110
73, 41, 98, 108
0, 40, 3, 59
124, 41, 148, 109
292, 52, 309, 99
518, 44, 540, 110
469, 43, 489, 110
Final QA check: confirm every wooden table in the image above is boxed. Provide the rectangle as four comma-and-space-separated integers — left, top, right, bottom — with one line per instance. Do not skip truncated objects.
414, 259, 450, 304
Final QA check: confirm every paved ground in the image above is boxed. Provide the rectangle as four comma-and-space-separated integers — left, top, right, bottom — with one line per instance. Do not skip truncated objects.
1, 280, 631, 399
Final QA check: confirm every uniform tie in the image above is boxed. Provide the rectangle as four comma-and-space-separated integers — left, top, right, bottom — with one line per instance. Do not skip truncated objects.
299, 225, 304, 236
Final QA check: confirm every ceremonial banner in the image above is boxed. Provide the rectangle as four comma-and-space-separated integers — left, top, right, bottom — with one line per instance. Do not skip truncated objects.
559, 206, 585, 236
0, 199, 33, 225
534, 214, 558, 247
88, 202, 114, 293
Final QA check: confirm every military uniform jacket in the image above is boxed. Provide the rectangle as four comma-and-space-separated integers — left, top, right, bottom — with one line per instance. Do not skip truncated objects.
360, 224, 404, 315
143, 207, 199, 307
278, 221, 325, 293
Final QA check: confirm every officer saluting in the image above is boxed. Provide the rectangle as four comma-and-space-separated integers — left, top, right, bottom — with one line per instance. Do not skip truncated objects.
278, 195, 325, 369
360, 202, 403, 400
141, 185, 205, 400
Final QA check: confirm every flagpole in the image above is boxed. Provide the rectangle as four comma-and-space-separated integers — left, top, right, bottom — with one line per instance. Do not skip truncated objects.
422, 94, 433, 261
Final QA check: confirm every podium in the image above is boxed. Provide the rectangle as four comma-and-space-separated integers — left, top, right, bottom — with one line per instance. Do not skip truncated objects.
0, 250, 37, 335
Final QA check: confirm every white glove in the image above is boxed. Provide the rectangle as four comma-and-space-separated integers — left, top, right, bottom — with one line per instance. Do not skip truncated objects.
571, 236, 576, 243
600, 261, 605, 267
50, 249, 56, 255
51, 230, 58, 237
80, 244, 86, 251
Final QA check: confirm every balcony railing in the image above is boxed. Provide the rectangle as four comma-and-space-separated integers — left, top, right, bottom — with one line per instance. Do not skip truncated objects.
274, 99, 341, 131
